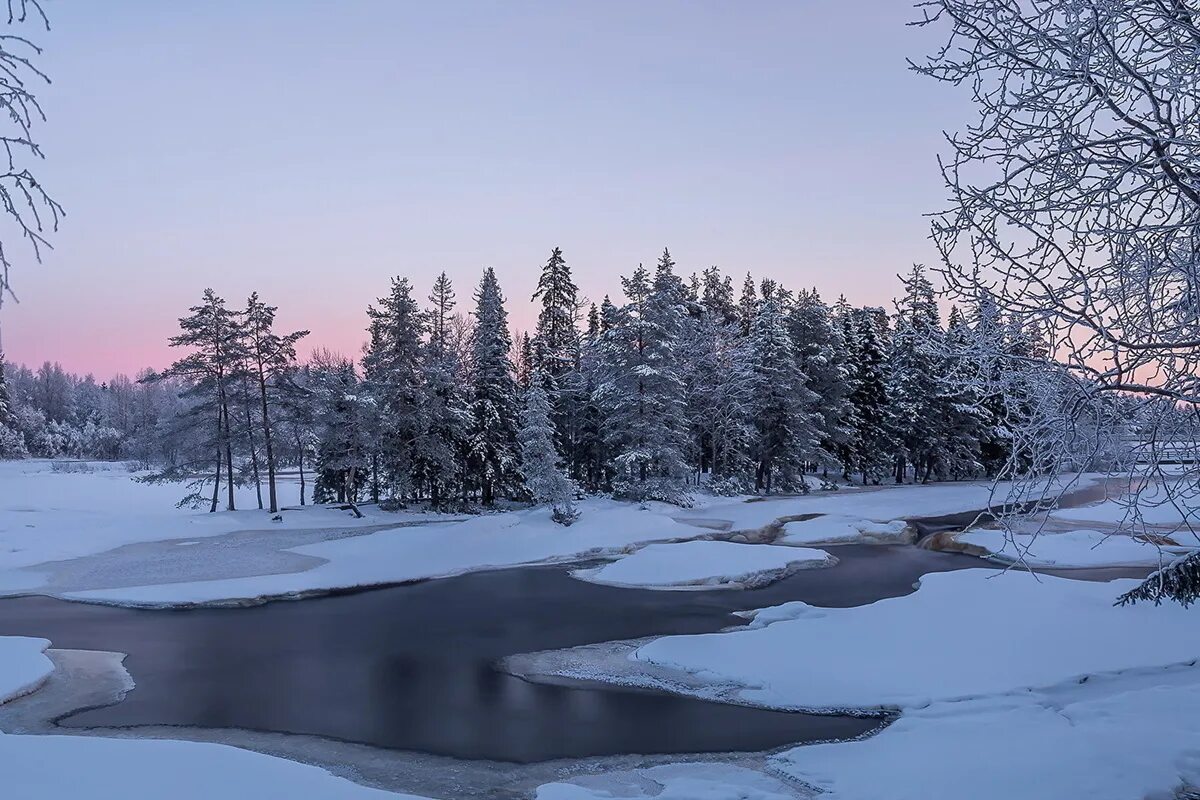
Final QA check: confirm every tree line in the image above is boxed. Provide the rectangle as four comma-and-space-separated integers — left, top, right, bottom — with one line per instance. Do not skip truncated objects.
2, 248, 1119, 523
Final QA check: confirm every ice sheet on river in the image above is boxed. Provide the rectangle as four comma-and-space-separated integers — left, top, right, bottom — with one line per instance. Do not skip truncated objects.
570, 541, 835, 590
0, 636, 53, 704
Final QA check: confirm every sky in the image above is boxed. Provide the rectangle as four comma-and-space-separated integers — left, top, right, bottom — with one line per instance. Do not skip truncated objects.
1, 0, 971, 377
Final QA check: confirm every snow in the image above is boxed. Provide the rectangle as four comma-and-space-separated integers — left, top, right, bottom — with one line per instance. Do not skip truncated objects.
772, 670, 1200, 800
59, 499, 706, 606
0, 463, 1104, 609
0, 636, 53, 704
958, 528, 1190, 568
1051, 480, 1200, 535
570, 541, 835, 590
536, 763, 799, 800
0, 731, 426, 799
625, 569, 1200, 711
779, 514, 908, 545
55, 479, 1040, 607
0, 459, 395, 588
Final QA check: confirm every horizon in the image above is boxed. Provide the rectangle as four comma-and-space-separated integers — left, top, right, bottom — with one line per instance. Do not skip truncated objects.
0, 1, 965, 376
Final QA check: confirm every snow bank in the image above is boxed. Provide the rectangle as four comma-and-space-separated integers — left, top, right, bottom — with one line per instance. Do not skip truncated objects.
536, 763, 799, 800
958, 528, 1188, 568
0, 732, 426, 799
773, 671, 1200, 800
570, 541, 834, 590
0, 636, 53, 704
629, 569, 1200, 711
779, 515, 908, 545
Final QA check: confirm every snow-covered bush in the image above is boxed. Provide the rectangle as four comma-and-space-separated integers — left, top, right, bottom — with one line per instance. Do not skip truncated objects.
0, 425, 27, 459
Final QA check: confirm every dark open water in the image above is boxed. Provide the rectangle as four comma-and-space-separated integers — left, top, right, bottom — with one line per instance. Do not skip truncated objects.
0, 545, 975, 762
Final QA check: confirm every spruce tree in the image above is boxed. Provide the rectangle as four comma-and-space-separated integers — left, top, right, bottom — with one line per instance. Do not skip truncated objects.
888, 265, 944, 483
738, 272, 758, 336
418, 273, 471, 506
518, 379, 579, 525
596, 258, 691, 505
849, 308, 892, 484
468, 268, 520, 505
362, 277, 425, 501
749, 295, 819, 493
788, 289, 851, 477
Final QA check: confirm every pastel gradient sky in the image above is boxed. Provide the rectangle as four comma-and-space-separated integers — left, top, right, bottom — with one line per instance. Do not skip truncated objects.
4, 1, 968, 376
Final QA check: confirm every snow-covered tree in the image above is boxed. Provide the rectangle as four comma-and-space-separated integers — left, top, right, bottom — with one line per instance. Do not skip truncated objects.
595, 256, 691, 505
749, 294, 819, 493
417, 273, 471, 506
468, 268, 520, 505
888, 265, 945, 483
311, 352, 373, 517
241, 292, 309, 513
848, 308, 892, 484
518, 379, 579, 525
155, 289, 243, 511
788, 289, 850, 477
363, 277, 425, 501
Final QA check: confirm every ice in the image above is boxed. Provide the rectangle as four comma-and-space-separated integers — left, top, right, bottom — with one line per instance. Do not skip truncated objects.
0, 636, 53, 704
958, 528, 1191, 568
607, 569, 1200, 711
778, 515, 908, 545
570, 541, 835, 590
0, 731, 428, 799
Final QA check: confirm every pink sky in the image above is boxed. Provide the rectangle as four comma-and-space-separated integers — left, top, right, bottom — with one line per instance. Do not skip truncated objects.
1, 1, 966, 378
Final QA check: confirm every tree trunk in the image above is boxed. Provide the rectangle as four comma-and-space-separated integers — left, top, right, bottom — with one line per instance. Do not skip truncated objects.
220, 398, 236, 510
242, 385, 263, 509
210, 445, 221, 513
345, 465, 363, 518
295, 430, 306, 506
257, 366, 278, 513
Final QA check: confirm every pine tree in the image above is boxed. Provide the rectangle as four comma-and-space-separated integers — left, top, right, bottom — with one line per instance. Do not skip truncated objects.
158, 289, 242, 511
362, 277, 425, 501
241, 292, 309, 513
749, 295, 819, 493
888, 265, 944, 483
530, 246, 583, 466
0, 354, 12, 427
701, 266, 738, 326
683, 304, 755, 486
518, 379, 579, 525
468, 268, 520, 505
849, 308, 892, 484
738, 272, 758, 336
418, 273, 471, 506
311, 354, 373, 516
788, 289, 851, 476
595, 258, 691, 505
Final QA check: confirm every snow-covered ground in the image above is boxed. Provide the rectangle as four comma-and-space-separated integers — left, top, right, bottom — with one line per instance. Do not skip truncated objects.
570, 541, 835, 590
536, 763, 800, 800
0, 636, 53, 704
772, 669, 1200, 800
0, 460, 1073, 607
515, 568, 1200, 800
779, 515, 908, 545
619, 569, 1199, 711
0, 731, 422, 800
9, 463, 1191, 800
0, 460, 399, 592
957, 527, 1190, 568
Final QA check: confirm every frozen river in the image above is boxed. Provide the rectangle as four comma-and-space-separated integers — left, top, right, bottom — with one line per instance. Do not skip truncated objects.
0, 544, 975, 762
